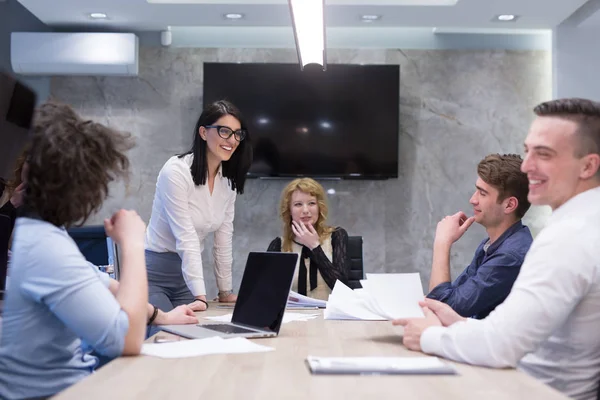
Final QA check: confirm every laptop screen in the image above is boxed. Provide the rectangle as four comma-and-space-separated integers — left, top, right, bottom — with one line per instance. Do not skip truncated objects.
232, 252, 298, 333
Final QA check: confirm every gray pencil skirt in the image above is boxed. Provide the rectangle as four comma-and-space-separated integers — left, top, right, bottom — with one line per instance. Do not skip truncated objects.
145, 250, 195, 312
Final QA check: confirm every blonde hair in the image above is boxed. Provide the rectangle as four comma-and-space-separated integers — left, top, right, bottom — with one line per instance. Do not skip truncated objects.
279, 178, 334, 252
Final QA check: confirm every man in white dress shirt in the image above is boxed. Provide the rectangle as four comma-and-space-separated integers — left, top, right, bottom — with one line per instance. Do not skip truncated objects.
395, 98, 600, 400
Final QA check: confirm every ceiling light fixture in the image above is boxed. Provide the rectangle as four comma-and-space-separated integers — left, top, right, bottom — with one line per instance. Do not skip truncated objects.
224, 13, 244, 20
495, 14, 517, 22
289, 0, 326, 70
89, 12, 108, 19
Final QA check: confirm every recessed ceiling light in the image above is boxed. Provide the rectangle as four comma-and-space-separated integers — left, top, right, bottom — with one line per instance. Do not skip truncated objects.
89, 12, 108, 19
495, 14, 517, 22
361, 14, 381, 22
224, 13, 244, 20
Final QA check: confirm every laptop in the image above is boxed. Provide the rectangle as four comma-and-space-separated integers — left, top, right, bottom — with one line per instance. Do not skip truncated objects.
159, 251, 299, 339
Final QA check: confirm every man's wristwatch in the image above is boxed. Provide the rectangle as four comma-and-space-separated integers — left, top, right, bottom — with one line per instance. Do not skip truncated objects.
218, 290, 233, 298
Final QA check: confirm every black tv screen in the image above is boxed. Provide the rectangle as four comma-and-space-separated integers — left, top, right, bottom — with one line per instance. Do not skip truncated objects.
203, 63, 399, 179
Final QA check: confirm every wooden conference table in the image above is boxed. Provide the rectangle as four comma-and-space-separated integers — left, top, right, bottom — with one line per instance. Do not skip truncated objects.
53, 305, 568, 400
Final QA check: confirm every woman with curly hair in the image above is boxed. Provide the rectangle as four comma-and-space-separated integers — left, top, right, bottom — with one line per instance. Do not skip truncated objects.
267, 178, 351, 300
0, 101, 197, 400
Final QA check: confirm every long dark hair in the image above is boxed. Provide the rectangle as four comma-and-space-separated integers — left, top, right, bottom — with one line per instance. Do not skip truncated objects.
179, 100, 252, 194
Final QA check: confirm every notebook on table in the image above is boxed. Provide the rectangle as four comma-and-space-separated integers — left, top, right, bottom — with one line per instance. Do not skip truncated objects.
305, 356, 457, 375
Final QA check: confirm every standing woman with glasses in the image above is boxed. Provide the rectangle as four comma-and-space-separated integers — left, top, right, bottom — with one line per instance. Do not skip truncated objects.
145, 100, 252, 313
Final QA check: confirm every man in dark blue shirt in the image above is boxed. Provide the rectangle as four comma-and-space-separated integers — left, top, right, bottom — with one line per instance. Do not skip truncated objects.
427, 154, 533, 319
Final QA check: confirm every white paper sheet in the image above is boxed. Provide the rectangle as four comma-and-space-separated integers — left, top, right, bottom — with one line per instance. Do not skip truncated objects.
324, 281, 385, 320
365, 273, 424, 319
324, 273, 425, 321
141, 336, 274, 358
204, 312, 320, 324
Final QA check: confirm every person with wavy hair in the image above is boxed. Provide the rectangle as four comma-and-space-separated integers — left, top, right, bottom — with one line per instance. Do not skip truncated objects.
267, 178, 350, 300
145, 100, 253, 313
0, 101, 197, 400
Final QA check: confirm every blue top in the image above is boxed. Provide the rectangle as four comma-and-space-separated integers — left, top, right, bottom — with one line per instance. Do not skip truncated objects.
427, 221, 533, 319
0, 218, 129, 399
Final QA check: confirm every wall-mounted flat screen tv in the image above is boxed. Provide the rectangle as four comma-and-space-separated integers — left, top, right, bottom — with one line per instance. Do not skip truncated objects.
203, 62, 399, 179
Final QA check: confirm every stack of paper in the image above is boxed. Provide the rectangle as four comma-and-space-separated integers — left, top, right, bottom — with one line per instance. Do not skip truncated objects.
324, 273, 425, 321
141, 336, 274, 359
306, 355, 457, 375
287, 291, 327, 308
205, 312, 320, 324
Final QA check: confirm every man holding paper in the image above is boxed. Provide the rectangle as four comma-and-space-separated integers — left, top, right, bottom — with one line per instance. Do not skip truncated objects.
427, 154, 532, 319
395, 98, 600, 400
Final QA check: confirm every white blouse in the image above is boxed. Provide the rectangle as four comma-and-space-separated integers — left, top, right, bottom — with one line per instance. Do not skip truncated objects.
145, 154, 236, 296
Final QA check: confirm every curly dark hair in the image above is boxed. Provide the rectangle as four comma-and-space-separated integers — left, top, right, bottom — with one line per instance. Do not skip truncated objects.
477, 154, 531, 219
23, 101, 135, 227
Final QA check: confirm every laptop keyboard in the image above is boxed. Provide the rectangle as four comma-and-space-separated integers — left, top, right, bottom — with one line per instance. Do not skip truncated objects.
201, 324, 258, 335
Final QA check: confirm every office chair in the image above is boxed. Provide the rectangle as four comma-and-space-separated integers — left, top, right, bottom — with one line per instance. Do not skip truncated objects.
67, 225, 110, 266
347, 236, 364, 289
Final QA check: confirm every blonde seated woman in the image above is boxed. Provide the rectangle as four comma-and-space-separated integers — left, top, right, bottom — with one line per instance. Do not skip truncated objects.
267, 178, 351, 300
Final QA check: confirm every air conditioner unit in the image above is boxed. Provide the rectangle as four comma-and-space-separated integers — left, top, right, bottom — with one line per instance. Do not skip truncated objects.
11, 32, 139, 76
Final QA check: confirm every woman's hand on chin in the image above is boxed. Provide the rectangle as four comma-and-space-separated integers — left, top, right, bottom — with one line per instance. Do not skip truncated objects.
292, 220, 320, 250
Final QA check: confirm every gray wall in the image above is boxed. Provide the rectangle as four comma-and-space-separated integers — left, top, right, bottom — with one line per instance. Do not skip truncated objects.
0, 0, 51, 102
51, 47, 552, 296
553, 25, 600, 99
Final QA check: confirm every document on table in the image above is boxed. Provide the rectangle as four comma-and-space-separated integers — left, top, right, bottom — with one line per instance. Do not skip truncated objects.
364, 273, 425, 319
306, 356, 457, 375
324, 281, 386, 321
324, 273, 425, 321
141, 336, 274, 358
205, 312, 320, 324
288, 290, 327, 308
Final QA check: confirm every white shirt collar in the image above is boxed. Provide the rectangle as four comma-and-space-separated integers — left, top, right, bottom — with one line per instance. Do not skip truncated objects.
550, 185, 600, 224
182, 153, 223, 179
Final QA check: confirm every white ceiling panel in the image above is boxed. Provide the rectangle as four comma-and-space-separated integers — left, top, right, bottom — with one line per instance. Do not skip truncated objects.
16, 0, 589, 31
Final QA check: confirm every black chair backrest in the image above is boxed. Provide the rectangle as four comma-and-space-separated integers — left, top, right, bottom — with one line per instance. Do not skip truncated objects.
347, 236, 364, 289
67, 225, 109, 266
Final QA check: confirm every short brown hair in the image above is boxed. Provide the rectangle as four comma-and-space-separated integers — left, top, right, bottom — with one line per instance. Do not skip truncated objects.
477, 154, 530, 218
24, 101, 135, 227
534, 98, 600, 166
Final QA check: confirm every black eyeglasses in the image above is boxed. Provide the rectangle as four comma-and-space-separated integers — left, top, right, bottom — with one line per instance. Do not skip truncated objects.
204, 125, 247, 142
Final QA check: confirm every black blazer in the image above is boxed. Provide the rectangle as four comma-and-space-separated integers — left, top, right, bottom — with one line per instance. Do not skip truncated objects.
267, 227, 351, 295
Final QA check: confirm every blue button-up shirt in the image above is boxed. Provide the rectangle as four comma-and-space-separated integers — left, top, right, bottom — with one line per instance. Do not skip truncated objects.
427, 220, 533, 319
